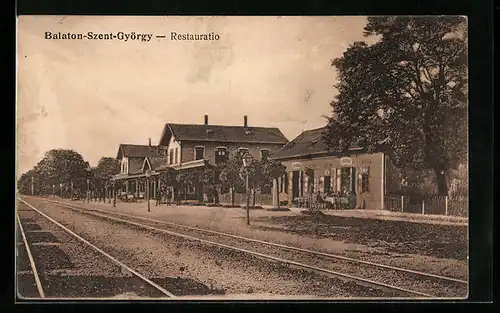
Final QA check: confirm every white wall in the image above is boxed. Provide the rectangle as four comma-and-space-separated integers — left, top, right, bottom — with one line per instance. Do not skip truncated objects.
167, 136, 181, 165
120, 156, 129, 174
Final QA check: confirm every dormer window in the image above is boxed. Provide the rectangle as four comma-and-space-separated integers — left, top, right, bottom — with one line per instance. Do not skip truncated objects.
244, 129, 251, 135
206, 129, 214, 135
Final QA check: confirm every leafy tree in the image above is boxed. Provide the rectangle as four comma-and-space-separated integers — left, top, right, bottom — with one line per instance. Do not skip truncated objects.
175, 171, 202, 202
219, 154, 245, 206
18, 149, 89, 196
96, 157, 120, 181
17, 170, 35, 195
324, 16, 467, 195
95, 157, 120, 201
202, 164, 221, 204
262, 159, 287, 208
158, 168, 178, 201
246, 160, 265, 207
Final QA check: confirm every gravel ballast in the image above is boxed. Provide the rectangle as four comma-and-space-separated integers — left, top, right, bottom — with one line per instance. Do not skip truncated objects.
17, 202, 171, 299
36, 196, 467, 281
33, 202, 401, 298
93, 212, 466, 298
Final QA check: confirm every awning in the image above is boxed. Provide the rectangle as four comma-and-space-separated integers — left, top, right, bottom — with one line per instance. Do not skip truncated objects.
112, 159, 207, 181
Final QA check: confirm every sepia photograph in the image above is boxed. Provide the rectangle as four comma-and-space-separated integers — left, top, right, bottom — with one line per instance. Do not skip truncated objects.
16, 15, 468, 300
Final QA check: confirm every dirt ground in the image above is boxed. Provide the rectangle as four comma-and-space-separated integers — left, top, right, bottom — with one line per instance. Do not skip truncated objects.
28, 196, 469, 280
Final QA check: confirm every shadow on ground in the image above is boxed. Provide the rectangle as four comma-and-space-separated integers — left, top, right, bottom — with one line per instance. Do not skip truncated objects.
252, 215, 467, 260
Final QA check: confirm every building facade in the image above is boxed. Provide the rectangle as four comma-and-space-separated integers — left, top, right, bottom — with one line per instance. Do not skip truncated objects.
113, 115, 289, 204
271, 126, 386, 210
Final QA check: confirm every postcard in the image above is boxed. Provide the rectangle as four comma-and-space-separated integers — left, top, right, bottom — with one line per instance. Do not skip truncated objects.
16, 15, 468, 300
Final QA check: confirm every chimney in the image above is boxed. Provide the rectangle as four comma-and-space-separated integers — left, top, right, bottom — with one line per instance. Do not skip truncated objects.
204, 115, 208, 125
244, 115, 248, 128
148, 137, 151, 147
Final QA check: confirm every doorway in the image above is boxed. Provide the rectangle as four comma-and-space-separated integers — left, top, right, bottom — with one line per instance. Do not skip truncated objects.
292, 171, 300, 199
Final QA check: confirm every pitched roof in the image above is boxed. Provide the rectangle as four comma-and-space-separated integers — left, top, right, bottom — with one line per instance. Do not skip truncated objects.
143, 157, 169, 172
116, 144, 163, 159
129, 158, 145, 175
158, 123, 288, 146
271, 126, 363, 160
271, 127, 329, 160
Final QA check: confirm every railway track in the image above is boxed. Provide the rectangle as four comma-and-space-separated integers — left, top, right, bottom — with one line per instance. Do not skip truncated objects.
16, 200, 176, 299
39, 198, 468, 299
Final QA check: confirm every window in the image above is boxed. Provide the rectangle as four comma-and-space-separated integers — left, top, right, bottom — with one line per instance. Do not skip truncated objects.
361, 166, 370, 193
279, 173, 288, 193
195, 146, 205, 160
174, 148, 178, 164
324, 176, 331, 194
215, 147, 228, 165
169, 149, 174, 164
238, 148, 249, 157
260, 149, 270, 161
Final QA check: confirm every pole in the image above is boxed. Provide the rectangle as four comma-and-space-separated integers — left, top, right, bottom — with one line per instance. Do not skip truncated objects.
147, 178, 151, 212
401, 196, 404, 213
445, 196, 448, 216
113, 184, 116, 207
31, 176, 34, 196
246, 169, 250, 225
422, 199, 425, 215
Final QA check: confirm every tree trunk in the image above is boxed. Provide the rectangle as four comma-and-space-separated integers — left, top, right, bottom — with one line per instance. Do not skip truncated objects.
252, 188, 256, 207
275, 178, 280, 209
230, 187, 235, 206
214, 186, 219, 204
434, 167, 448, 196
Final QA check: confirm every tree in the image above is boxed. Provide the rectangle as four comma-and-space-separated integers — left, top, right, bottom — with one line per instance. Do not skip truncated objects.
96, 157, 120, 201
324, 16, 467, 195
18, 149, 89, 196
158, 168, 177, 202
96, 157, 120, 181
175, 171, 202, 203
219, 155, 245, 206
262, 159, 287, 208
202, 164, 220, 204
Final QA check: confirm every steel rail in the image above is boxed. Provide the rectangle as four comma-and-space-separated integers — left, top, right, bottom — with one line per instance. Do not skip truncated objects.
16, 213, 46, 298
43, 200, 435, 298
18, 198, 176, 299
47, 199, 467, 286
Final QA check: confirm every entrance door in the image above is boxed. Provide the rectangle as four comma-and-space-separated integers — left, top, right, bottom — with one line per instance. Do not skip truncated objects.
292, 171, 300, 199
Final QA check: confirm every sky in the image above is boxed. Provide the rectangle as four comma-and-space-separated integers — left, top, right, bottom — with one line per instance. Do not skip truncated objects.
17, 15, 374, 175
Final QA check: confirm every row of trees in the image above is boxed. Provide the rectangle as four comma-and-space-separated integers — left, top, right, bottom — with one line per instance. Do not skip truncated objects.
157, 154, 286, 207
17, 149, 120, 199
17, 149, 287, 207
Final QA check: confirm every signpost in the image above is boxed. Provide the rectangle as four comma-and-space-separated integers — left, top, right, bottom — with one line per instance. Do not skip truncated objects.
242, 153, 253, 226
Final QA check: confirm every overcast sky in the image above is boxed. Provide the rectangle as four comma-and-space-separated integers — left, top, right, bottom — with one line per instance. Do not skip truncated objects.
17, 15, 373, 175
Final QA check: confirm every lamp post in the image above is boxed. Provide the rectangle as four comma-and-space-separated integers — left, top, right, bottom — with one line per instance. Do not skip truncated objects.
146, 169, 152, 212
242, 153, 253, 226
401, 177, 408, 213
86, 167, 92, 203
112, 180, 116, 207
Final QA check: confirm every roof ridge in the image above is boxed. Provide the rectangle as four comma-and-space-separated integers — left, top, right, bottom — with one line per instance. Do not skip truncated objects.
167, 122, 280, 129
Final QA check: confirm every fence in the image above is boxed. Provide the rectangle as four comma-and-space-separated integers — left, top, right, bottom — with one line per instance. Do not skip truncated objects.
384, 194, 468, 217
218, 192, 273, 207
